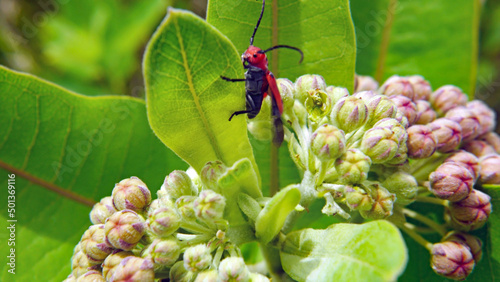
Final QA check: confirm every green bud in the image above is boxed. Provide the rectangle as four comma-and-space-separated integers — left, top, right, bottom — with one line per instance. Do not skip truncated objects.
249, 273, 271, 282
170, 261, 195, 282
305, 89, 332, 121
431, 241, 474, 280
360, 118, 406, 163
195, 269, 219, 282
104, 210, 145, 251
294, 74, 327, 103
201, 161, 227, 191
359, 184, 395, 219
380, 75, 415, 100
194, 190, 226, 220
218, 257, 250, 282
176, 196, 197, 219
384, 141, 408, 166
110, 256, 154, 282
71, 249, 91, 278
334, 149, 371, 184
143, 238, 181, 268
63, 274, 76, 282
80, 224, 113, 265
160, 170, 197, 201
326, 86, 349, 105
90, 196, 117, 225
102, 250, 134, 281
382, 171, 418, 205
75, 270, 105, 282
112, 177, 152, 213
147, 206, 181, 237
310, 124, 346, 161
331, 96, 368, 132
365, 95, 397, 126
276, 78, 295, 111
293, 100, 308, 125
344, 186, 373, 211
248, 120, 273, 141
354, 74, 379, 92
408, 75, 432, 101
184, 244, 212, 272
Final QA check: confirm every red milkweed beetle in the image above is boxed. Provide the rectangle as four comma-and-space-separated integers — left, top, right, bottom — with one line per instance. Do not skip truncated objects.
221, 0, 303, 146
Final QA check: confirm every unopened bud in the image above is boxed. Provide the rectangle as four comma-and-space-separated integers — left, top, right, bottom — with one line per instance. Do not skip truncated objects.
110, 256, 154, 282
431, 241, 474, 280
294, 74, 327, 103
102, 250, 134, 280
414, 100, 436, 124
466, 100, 496, 135
360, 118, 406, 163
195, 270, 219, 282
389, 95, 418, 125
442, 231, 483, 262
408, 75, 432, 101
428, 118, 463, 153
429, 163, 473, 202
64, 274, 76, 282
80, 224, 113, 265
326, 86, 349, 105
479, 154, 500, 184
277, 78, 295, 111
310, 124, 346, 161
444, 150, 480, 181
76, 270, 105, 282
293, 100, 308, 125
193, 190, 226, 220
334, 149, 371, 184
104, 210, 145, 251
449, 189, 491, 231
382, 172, 418, 205
445, 107, 480, 143
112, 177, 151, 212
218, 257, 250, 282
160, 170, 197, 201
90, 196, 117, 225
354, 74, 379, 92
201, 161, 227, 191
407, 125, 437, 159
184, 244, 212, 272
176, 196, 197, 218
305, 89, 332, 121
352, 90, 376, 101
142, 238, 181, 267
345, 186, 373, 211
147, 206, 181, 237
365, 95, 397, 126
331, 96, 368, 132
380, 75, 415, 100
359, 184, 395, 219
71, 249, 92, 278
430, 85, 468, 116
479, 132, 500, 153
462, 140, 496, 158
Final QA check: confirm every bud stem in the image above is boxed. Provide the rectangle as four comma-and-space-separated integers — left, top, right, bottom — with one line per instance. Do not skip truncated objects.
410, 154, 448, 182
415, 196, 449, 207
315, 162, 329, 186
291, 119, 310, 170
400, 222, 433, 251
179, 221, 213, 235
402, 208, 447, 236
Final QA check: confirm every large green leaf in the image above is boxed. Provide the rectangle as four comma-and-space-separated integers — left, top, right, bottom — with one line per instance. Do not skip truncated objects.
280, 221, 407, 282
144, 9, 259, 176
351, 0, 480, 95
0, 66, 185, 281
207, 0, 356, 91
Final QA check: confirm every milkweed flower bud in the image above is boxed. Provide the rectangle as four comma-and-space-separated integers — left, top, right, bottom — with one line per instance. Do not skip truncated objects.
365, 95, 397, 126
354, 74, 379, 92
360, 118, 406, 163
277, 78, 295, 110
479, 132, 500, 153
428, 118, 462, 153
90, 196, 117, 225
64, 274, 76, 282
218, 257, 250, 282
359, 184, 395, 219
80, 224, 113, 264
444, 150, 480, 181
176, 196, 197, 218
160, 170, 197, 201
331, 96, 368, 132
201, 161, 227, 191
407, 125, 437, 159
394, 110, 410, 129
326, 86, 349, 105
110, 256, 154, 282
294, 74, 327, 103
408, 75, 432, 101
293, 100, 308, 125
442, 231, 483, 262
449, 189, 491, 231
466, 100, 496, 135
431, 241, 474, 280
249, 272, 271, 282
429, 163, 473, 202
345, 186, 374, 211
415, 100, 436, 124
305, 89, 332, 121
104, 210, 145, 251
184, 244, 212, 272
72, 248, 92, 278
76, 270, 105, 282
430, 85, 468, 116
384, 141, 408, 166
310, 124, 346, 161
195, 270, 219, 282
445, 107, 480, 143
102, 250, 134, 281
462, 140, 496, 158
334, 149, 371, 184
193, 190, 226, 220
389, 95, 418, 125
380, 75, 415, 100
147, 206, 181, 237
142, 238, 181, 267
352, 90, 376, 101
479, 154, 500, 184
382, 171, 418, 205
112, 177, 151, 212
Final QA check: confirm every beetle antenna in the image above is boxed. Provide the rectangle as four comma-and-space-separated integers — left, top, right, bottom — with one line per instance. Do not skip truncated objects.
259, 45, 304, 63
250, 0, 266, 46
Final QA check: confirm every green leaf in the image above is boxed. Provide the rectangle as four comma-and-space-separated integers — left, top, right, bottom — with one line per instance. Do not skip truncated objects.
207, 0, 356, 91
144, 9, 259, 178
280, 221, 407, 282
0, 66, 185, 281
255, 185, 301, 244
351, 0, 480, 95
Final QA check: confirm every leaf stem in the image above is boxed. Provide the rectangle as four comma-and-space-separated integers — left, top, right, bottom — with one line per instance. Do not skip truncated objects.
400, 222, 434, 251
259, 243, 284, 282
402, 208, 447, 236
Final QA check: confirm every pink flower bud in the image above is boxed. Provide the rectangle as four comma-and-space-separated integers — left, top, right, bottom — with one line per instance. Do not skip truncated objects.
430, 85, 468, 116
466, 100, 496, 135
90, 196, 117, 225
429, 163, 473, 202
478, 132, 500, 153
462, 140, 496, 158
354, 74, 379, 92
414, 100, 436, 124
389, 95, 418, 125
445, 107, 480, 143
105, 210, 145, 251
479, 154, 500, 184
408, 75, 432, 101
102, 250, 134, 280
110, 257, 154, 282
380, 75, 415, 100
449, 189, 491, 231
407, 125, 437, 159
80, 224, 114, 264
431, 241, 474, 280
442, 231, 483, 262
428, 118, 462, 153
444, 150, 480, 181
112, 177, 151, 212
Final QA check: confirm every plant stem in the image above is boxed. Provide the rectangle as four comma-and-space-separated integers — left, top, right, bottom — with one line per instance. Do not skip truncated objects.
402, 208, 447, 236
415, 196, 449, 207
259, 243, 284, 282
270, 142, 279, 196
400, 222, 434, 251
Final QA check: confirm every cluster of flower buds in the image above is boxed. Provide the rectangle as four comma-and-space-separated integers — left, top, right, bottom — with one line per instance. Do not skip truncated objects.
246, 73, 497, 280
65, 169, 268, 281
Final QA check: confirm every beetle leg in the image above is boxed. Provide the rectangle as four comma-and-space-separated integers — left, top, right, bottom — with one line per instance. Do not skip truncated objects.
220, 76, 246, 82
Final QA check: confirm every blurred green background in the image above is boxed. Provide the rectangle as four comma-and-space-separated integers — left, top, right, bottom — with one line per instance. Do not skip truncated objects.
0, 0, 499, 126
